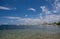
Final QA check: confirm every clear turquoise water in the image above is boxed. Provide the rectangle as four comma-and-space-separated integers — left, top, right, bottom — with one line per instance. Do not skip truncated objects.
0, 25, 60, 39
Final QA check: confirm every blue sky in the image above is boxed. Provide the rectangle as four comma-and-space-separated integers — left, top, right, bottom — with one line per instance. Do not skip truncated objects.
0, 0, 60, 25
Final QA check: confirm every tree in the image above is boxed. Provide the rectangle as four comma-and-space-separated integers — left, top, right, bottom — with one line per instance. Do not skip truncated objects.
56, 21, 60, 25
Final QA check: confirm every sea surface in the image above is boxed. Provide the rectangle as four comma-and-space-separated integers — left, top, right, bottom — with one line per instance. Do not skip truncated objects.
0, 25, 60, 39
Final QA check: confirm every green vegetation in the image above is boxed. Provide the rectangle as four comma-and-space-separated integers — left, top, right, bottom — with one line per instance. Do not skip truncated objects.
53, 21, 60, 25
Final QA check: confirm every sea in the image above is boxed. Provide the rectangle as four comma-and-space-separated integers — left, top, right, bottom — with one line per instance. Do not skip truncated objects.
0, 25, 60, 39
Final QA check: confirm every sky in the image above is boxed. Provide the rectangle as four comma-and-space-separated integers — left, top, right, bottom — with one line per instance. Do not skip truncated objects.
0, 0, 60, 25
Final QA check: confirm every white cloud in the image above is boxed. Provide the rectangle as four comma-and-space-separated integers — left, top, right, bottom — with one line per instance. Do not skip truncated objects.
4, 17, 21, 20
3, 16, 43, 25
40, 6, 51, 15
25, 15, 28, 17
39, 0, 60, 23
0, 6, 16, 10
1, 0, 60, 25
27, 8, 36, 12
2, 15, 60, 25
45, 0, 60, 13
52, 0, 60, 13
44, 15, 60, 22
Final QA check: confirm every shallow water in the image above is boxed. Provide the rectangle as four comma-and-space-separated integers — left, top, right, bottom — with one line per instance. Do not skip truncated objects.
0, 25, 60, 39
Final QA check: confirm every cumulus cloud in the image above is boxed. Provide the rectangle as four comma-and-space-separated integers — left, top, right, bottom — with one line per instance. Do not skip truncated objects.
2, 14, 60, 25
0, 6, 16, 10
1, 0, 60, 25
40, 6, 52, 15
2, 16, 43, 25
44, 15, 60, 22
53, 0, 60, 13
27, 8, 36, 12
39, 0, 60, 22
